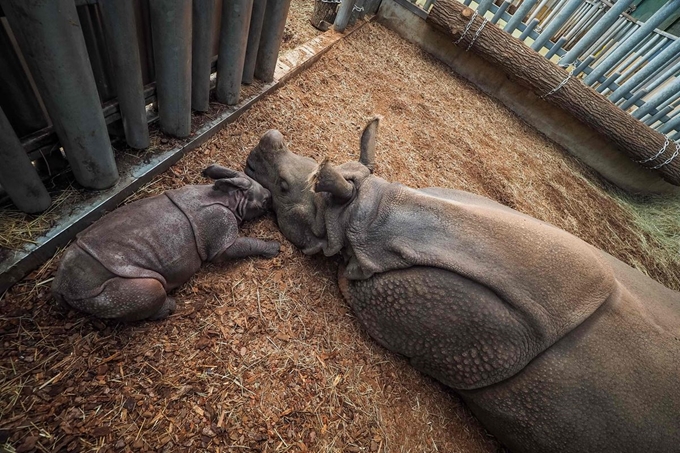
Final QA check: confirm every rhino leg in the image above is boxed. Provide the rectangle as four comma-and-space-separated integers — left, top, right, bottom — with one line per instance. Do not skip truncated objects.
212, 237, 280, 263
69, 277, 171, 322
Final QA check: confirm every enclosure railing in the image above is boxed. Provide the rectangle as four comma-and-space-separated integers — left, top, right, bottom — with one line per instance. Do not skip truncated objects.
0, 0, 292, 214
409, 0, 680, 143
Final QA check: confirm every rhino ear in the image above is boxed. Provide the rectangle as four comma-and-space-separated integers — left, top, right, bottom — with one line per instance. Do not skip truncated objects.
203, 164, 241, 180
311, 159, 354, 204
359, 115, 380, 173
213, 177, 252, 192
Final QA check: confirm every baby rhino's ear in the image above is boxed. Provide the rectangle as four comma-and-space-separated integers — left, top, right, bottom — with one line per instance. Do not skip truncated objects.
213, 177, 253, 192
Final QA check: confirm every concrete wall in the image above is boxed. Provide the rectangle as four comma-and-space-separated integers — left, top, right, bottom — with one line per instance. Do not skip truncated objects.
377, 0, 680, 195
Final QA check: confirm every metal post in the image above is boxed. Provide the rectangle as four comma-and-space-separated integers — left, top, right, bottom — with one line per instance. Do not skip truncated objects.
242, 0, 268, 85
491, 0, 511, 25
423, 0, 435, 12
632, 76, 680, 120
660, 110, 680, 134
217, 0, 254, 105
584, 0, 680, 85
149, 0, 192, 137
531, 1, 582, 52
476, 0, 495, 16
99, 0, 150, 149
192, 0, 217, 112
504, 0, 537, 34
334, 0, 357, 33
520, 18, 540, 41
610, 39, 680, 102
254, 0, 292, 82
0, 106, 51, 214
1, 0, 119, 190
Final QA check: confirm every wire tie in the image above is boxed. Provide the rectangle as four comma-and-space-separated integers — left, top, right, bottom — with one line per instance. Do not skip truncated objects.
636, 135, 669, 164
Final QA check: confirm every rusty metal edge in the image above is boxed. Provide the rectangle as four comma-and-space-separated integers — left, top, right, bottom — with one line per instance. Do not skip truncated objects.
0, 20, 371, 295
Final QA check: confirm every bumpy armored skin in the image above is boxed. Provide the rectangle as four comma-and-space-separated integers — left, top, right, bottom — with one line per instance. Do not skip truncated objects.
245, 119, 680, 453
53, 173, 278, 322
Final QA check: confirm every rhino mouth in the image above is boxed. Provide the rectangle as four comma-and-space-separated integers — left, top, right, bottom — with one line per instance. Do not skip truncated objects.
244, 159, 257, 179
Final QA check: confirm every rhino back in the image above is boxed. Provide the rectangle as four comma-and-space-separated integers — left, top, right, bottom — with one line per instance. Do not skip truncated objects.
76, 193, 202, 289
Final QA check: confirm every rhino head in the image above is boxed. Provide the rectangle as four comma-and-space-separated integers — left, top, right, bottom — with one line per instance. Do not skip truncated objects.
244, 118, 380, 255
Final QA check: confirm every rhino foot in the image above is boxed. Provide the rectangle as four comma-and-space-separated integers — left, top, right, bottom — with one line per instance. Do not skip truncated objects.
148, 296, 176, 321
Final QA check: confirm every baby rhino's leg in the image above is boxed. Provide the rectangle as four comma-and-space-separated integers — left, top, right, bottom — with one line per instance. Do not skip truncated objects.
76, 277, 173, 322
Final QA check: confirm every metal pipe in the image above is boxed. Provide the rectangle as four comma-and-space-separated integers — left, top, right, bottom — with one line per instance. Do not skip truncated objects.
559, 0, 633, 66
615, 35, 664, 84
0, 106, 51, 213
527, 0, 551, 24
1, 0, 119, 189
491, 1, 512, 25
216, 0, 253, 105
643, 58, 680, 93
255, 0, 292, 82
520, 18, 540, 41
192, 0, 217, 112
596, 71, 621, 94
545, 36, 566, 59
335, 0, 357, 33
572, 54, 595, 76
633, 76, 680, 119
610, 38, 680, 102
149, 0, 192, 137
582, 17, 628, 62
660, 109, 680, 134
504, 0, 538, 34
242, 0, 268, 84
621, 89, 647, 111
99, 0, 150, 149
644, 104, 674, 126
585, 0, 680, 85
476, 0, 495, 16
531, 1, 585, 52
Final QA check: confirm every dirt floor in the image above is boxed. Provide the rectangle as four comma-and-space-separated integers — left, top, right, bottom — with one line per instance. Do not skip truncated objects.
2, 6, 680, 453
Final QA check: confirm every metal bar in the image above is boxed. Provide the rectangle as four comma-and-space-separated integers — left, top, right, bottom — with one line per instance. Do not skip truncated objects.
596, 71, 621, 94
520, 18, 540, 41
644, 104, 674, 126
585, 0, 680, 85
560, 0, 635, 65
1, 0, 119, 189
539, 0, 567, 30
242, 0, 267, 85
423, 0, 435, 11
633, 76, 680, 119
216, 0, 253, 105
527, 0, 551, 23
463, 0, 473, 5
191, 0, 217, 112
643, 58, 680, 93
255, 0, 292, 82
504, 0, 537, 33
476, 0, 495, 16
335, 0, 357, 32
491, 1, 511, 24
610, 38, 680, 102
621, 89, 647, 111
99, 0, 150, 149
582, 17, 628, 62
615, 35, 665, 84
545, 36, 566, 59
560, 3, 593, 42
660, 110, 680, 134
572, 54, 595, 76
149, 0, 192, 137
0, 106, 51, 213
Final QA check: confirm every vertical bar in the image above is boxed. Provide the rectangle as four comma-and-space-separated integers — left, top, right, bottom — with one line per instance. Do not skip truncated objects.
216, 0, 254, 105
527, 0, 551, 23
192, 0, 217, 112
584, 0, 680, 85
491, 1, 511, 25
610, 38, 680, 102
531, 1, 582, 52
334, 0, 357, 33
572, 54, 595, 76
504, 0, 538, 34
545, 37, 566, 59
632, 75, 680, 119
660, 110, 680, 134
242, 0, 268, 85
1, 0, 119, 190
520, 18, 540, 41
423, 0, 435, 12
0, 106, 51, 214
615, 35, 664, 83
621, 89, 647, 111
254, 0, 292, 82
644, 105, 674, 126
99, 0, 150, 149
149, 0, 192, 138
596, 72, 621, 94
476, 0, 495, 16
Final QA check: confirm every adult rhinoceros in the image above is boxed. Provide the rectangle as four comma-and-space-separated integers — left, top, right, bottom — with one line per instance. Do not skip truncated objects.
211, 118, 680, 453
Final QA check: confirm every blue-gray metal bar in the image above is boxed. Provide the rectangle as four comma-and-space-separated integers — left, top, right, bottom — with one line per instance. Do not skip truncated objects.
254, 0, 292, 82
192, 0, 217, 112
335, 0, 357, 32
527, 0, 551, 23
149, 0, 192, 137
476, 0, 495, 16
0, 106, 51, 214
545, 37, 566, 59
621, 89, 647, 111
644, 105, 673, 126
573, 54, 595, 76
643, 59, 680, 93
531, 1, 583, 52
660, 110, 680, 134
99, 0, 150, 149
504, 0, 537, 34
491, 1, 511, 25
242, 0, 267, 85
632, 76, 680, 120
582, 17, 628, 61
463, 0, 473, 5
560, 0, 633, 66
610, 38, 680, 102
423, 0, 435, 12
584, 0, 680, 85
520, 18, 540, 41
615, 35, 665, 83
1, 0, 119, 189
596, 72, 621, 94
217, 0, 253, 105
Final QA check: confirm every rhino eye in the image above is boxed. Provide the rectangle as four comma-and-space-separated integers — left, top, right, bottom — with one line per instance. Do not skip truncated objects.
280, 180, 289, 192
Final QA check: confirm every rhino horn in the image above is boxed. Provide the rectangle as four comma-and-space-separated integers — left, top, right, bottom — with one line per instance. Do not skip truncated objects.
311, 159, 354, 204
359, 115, 381, 173
259, 129, 287, 154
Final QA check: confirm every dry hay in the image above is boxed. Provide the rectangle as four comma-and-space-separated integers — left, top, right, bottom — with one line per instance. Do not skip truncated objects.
2, 18, 680, 453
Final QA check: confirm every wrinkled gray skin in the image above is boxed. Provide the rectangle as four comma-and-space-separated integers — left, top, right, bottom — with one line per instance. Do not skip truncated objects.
245, 119, 680, 453
52, 167, 280, 322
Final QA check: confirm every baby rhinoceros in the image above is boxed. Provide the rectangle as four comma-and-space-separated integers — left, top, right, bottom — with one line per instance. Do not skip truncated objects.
52, 166, 280, 322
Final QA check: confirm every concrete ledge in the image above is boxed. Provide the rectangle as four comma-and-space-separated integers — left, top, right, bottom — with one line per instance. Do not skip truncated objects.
377, 0, 680, 196
0, 23, 369, 294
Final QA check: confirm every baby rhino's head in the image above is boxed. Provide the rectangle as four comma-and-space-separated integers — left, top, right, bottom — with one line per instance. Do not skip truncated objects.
203, 165, 272, 221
